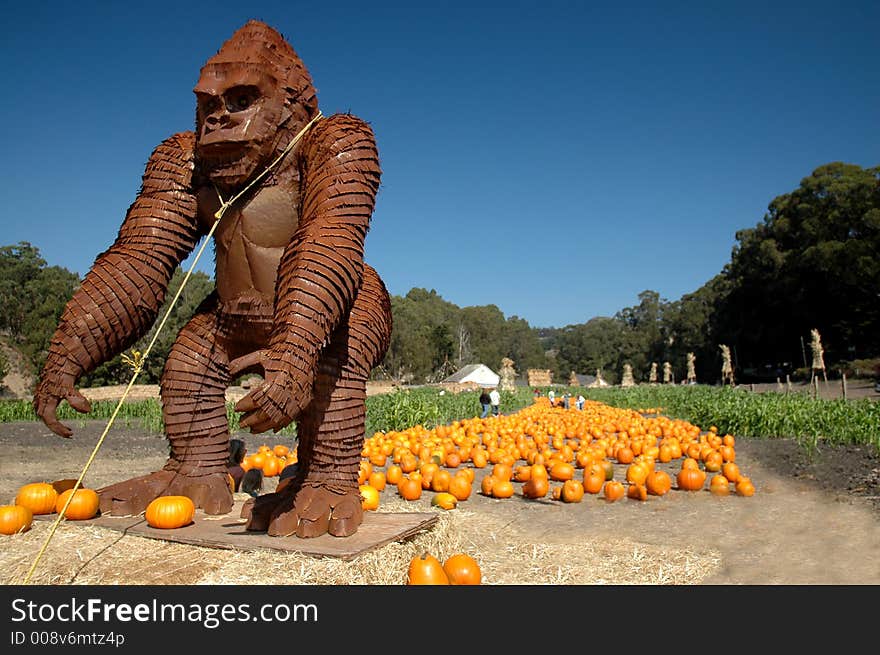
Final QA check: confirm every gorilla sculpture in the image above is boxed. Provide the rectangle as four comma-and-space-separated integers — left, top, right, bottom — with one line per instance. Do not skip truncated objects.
33, 20, 392, 538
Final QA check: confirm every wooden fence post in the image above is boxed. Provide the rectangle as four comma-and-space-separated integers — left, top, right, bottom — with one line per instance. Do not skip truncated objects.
841, 373, 847, 400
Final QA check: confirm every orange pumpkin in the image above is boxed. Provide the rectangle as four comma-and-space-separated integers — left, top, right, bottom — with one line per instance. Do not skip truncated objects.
386, 465, 403, 485
145, 496, 195, 529
456, 468, 476, 484
431, 469, 452, 493
400, 453, 419, 473
616, 446, 634, 464
681, 457, 700, 471
677, 467, 706, 491
431, 492, 458, 510
627, 483, 648, 501
443, 553, 482, 585
55, 488, 100, 520
735, 477, 756, 497
358, 460, 373, 485
560, 479, 585, 503
0, 504, 33, 535
645, 470, 672, 497
480, 475, 496, 497
709, 475, 731, 496
398, 477, 422, 501
530, 463, 549, 481
703, 450, 723, 473
625, 463, 649, 486
549, 462, 575, 481
514, 465, 532, 482
491, 479, 515, 498
262, 456, 282, 477
15, 482, 58, 515
491, 463, 513, 482
583, 470, 605, 494
407, 554, 449, 585
368, 470, 387, 491
721, 462, 741, 483
447, 475, 472, 501
359, 485, 380, 511
603, 480, 625, 502
522, 476, 549, 499
719, 445, 736, 463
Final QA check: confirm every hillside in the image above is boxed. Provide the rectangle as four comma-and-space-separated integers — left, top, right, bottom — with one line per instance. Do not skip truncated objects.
0, 337, 34, 399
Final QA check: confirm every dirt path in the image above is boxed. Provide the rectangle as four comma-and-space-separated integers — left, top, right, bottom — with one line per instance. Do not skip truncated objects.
2, 415, 879, 585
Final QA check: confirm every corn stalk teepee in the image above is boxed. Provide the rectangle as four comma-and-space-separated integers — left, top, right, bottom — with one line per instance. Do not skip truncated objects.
686, 352, 696, 384
663, 361, 673, 384
720, 344, 735, 387
621, 363, 635, 388
587, 368, 608, 388
810, 328, 827, 385
569, 370, 579, 386
499, 357, 517, 392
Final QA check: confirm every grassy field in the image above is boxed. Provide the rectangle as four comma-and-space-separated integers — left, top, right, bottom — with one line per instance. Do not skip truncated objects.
2, 383, 877, 456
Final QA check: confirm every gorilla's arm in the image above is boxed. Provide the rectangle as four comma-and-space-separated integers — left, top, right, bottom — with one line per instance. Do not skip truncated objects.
34, 132, 202, 437
233, 115, 381, 432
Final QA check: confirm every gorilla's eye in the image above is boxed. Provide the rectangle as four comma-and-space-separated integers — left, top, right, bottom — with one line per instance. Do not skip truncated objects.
224, 86, 260, 113
197, 94, 221, 115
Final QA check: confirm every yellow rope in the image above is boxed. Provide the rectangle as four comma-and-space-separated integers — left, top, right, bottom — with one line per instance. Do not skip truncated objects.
21, 112, 323, 585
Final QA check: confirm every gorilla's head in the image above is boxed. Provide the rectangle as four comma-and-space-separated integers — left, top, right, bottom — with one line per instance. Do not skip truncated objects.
193, 20, 318, 188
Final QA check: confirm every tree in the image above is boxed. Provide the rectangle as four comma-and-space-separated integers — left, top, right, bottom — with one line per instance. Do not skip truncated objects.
554, 317, 624, 383
0, 242, 80, 378
719, 162, 880, 373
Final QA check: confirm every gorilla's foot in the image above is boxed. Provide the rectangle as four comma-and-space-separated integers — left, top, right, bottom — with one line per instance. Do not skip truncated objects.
96, 469, 233, 516
241, 485, 294, 530
244, 483, 363, 538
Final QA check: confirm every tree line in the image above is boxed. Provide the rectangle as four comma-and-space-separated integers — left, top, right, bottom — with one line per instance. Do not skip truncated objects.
1, 161, 877, 391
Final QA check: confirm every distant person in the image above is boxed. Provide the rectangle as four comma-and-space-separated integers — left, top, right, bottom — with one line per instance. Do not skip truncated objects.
576, 394, 585, 411
548, 389, 555, 406
489, 387, 501, 416
240, 468, 264, 498
227, 438, 247, 492
562, 392, 570, 410
479, 388, 491, 418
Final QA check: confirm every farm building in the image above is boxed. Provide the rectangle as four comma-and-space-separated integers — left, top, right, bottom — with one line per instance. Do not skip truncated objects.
442, 364, 500, 388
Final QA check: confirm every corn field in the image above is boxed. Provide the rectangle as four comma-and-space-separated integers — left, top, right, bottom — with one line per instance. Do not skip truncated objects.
1, 385, 877, 455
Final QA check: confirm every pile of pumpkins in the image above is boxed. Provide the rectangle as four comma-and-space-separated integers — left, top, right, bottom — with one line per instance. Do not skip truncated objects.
1, 479, 198, 535
407, 552, 481, 585
355, 399, 756, 513
1, 479, 100, 535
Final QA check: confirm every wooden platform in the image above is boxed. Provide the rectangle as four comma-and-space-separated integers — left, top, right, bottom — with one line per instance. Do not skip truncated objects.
37, 502, 438, 561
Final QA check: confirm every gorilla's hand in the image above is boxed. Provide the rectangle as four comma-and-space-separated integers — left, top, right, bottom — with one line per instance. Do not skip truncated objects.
33, 370, 92, 438
229, 350, 311, 434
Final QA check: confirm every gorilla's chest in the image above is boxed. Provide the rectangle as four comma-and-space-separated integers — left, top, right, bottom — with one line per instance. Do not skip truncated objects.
197, 184, 300, 250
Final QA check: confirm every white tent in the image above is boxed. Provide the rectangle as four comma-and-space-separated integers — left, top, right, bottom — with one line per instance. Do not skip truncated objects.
442, 363, 500, 388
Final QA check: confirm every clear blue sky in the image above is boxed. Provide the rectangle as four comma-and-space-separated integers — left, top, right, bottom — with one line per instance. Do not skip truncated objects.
2, 1, 877, 329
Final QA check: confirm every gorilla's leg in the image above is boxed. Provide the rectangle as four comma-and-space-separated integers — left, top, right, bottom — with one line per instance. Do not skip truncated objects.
97, 299, 235, 516
245, 267, 391, 537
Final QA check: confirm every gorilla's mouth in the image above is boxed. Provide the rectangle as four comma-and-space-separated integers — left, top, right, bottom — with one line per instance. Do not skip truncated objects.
197, 141, 254, 159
